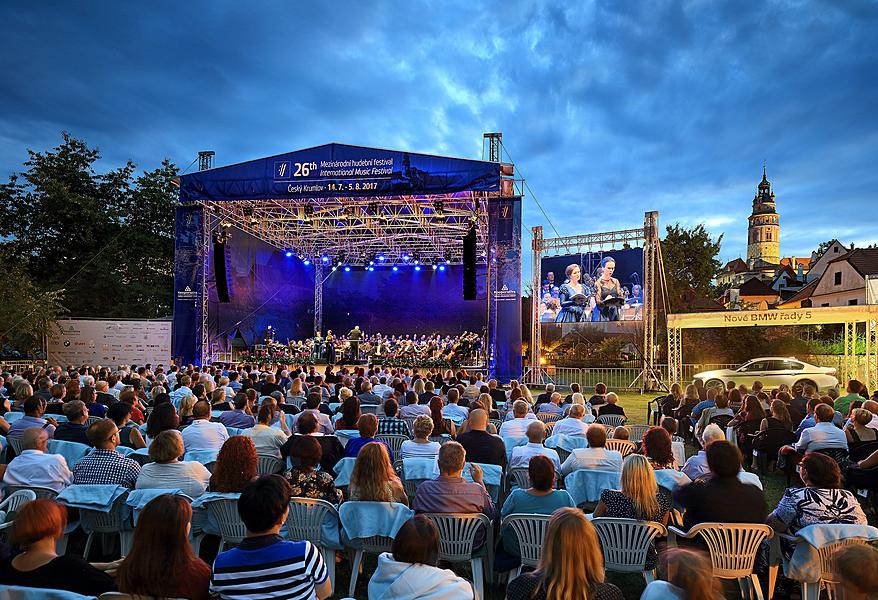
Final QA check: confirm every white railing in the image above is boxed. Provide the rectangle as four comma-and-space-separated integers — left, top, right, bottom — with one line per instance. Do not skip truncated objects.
0, 360, 48, 373
522, 363, 740, 391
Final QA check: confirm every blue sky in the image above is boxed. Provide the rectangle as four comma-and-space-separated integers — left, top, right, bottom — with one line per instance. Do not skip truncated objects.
1, 1, 876, 265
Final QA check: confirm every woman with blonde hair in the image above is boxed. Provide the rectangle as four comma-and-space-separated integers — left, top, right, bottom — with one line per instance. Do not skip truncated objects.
641, 547, 723, 600
412, 378, 426, 398
178, 394, 197, 427
349, 441, 407, 504
288, 377, 305, 401
506, 507, 623, 600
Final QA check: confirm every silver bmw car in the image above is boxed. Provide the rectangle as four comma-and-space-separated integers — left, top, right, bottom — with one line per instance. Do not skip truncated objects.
693, 357, 839, 392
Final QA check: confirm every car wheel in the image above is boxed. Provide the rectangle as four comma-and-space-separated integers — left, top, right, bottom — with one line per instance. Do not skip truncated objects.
706, 379, 725, 392
795, 379, 816, 391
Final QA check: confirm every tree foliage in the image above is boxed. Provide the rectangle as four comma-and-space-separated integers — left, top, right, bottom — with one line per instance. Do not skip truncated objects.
661, 223, 723, 310
0, 133, 178, 355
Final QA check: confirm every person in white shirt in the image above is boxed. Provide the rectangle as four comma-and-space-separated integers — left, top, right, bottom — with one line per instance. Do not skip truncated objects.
537, 392, 565, 416
135, 430, 211, 498
242, 403, 289, 458
682, 423, 725, 479
181, 401, 230, 453
400, 415, 442, 459
292, 393, 335, 434
793, 404, 849, 453
442, 388, 469, 424
499, 400, 536, 437
551, 404, 591, 437
2, 427, 73, 493
372, 376, 393, 400
559, 424, 623, 475
509, 421, 561, 470
170, 374, 193, 410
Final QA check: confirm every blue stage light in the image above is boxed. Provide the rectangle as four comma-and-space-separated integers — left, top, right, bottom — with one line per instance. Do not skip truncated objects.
331, 266, 337, 271
378, 254, 386, 261
432, 264, 437, 270
303, 259, 311, 265
321, 255, 330, 264
344, 266, 351, 272
402, 254, 410, 262
392, 266, 398, 272
368, 266, 375, 272
414, 265, 421, 272
285, 251, 293, 257
439, 265, 446, 271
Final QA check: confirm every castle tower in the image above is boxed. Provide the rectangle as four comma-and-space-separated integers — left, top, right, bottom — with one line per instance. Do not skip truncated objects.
746, 164, 780, 265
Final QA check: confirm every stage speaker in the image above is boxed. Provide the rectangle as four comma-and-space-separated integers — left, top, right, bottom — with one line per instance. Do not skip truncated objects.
463, 224, 477, 300
213, 240, 231, 303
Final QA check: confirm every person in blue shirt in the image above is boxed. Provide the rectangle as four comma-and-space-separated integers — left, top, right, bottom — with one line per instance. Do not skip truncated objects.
689, 388, 718, 426
343, 413, 393, 460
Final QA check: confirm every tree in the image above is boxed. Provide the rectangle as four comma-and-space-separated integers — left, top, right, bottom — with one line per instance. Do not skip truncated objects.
661, 223, 723, 310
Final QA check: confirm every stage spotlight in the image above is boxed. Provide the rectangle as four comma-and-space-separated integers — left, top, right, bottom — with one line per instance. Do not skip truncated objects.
432, 264, 437, 270
369, 260, 375, 266
489, 247, 497, 254
337, 261, 343, 266
402, 253, 411, 262
303, 259, 311, 266
344, 266, 351, 272
368, 266, 375, 272
439, 265, 446, 271
285, 250, 293, 258
392, 266, 399, 272
331, 266, 337, 271
321, 255, 330, 264
414, 265, 421, 272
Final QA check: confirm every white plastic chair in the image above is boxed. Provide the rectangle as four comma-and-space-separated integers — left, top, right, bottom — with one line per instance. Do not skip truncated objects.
0, 489, 37, 534
80, 491, 134, 559
3, 485, 78, 553
256, 454, 285, 475
507, 467, 531, 490
360, 404, 379, 415
423, 513, 493, 600
592, 517, 667, 583
501, 513, 550, 577
669, 522, 773, 599
285, 498, 340, 595
605, 439, 637, 457
375, 434, 408, 457
597, 414, 626, 427
624, 424, 650, 441
203, 496, 247, 551
536, 412, 563, 425
7, 436, 24, 457
347, 534, 394, 597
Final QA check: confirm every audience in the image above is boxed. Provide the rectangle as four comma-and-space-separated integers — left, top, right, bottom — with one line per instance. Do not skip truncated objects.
209, 436, 257, 492
681, 423, 724, 479
2, 427, 72, 492
335, 395, 361, 430
506, 507, 623, 600
284, 435, 343, 504
117, 494, 211, 600
594, 454, 670, 525
430, 396, 456, 437
845, 407, 878, 446
538, 392, 565, 416
210, 475, 331, 600
509, 420, 560, 470
499, 400, 536, 437
145, 401, 180, 443
6, 396, 56, 445
218, 392, 256, 429
106, 401, 146, 449
560, 424, 624, 475
344, 414, 393, 459
368, 515, 474, 599
72, 419, 141, 488
399, 414, 441, 459
136, 430, 211, 498
552, 403, 591, 436
53, 400, 90, 445
442, 387, 469, 423
597, 392, 626, 419
349, 441, 407, 504
835, 544, 878, 600
181, 400, 230, 453
242, 403, 289, 459
641, 426, 678, 470
377, 398, 409, 436
283, 412, 344, 474
640, 547, 723, 600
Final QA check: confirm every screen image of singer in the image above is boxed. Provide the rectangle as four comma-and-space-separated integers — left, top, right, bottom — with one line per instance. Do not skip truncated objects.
538, 247, 645, 325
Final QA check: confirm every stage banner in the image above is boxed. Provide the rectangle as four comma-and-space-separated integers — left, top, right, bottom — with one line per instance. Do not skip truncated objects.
48, 319, 171, 367
178, 143, 500, 202
172, 204, 204, 364
488, 196, 522, 382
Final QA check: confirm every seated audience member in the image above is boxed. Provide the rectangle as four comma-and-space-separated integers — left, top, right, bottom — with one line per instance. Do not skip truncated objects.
506, 507, 623, 600
552, 403, 591, 437
344, 413, 393, 460
118, 389, 146, 423
72, 419, 141, 488
218, 392, 256, 429
694, 392, 734, 438
768, 452, 866, 559
430, 396, 457, 437
534, 383, 555, 410
368, 514, 474, 599
613, 426, 630, 440
538, 392, 565, 416
209, 436, 257, 493
500, 456, 575, 555
210, 475, 331, 600
79, 386, 106, 419
400, 414, 442, 459
177, 394, 197, 427
181, 400, 230, 453
285, 435, 343, 504
242, 403, 289, 459
509, 420, 560, 470
349, 441, 407, 504
358, 381, 382, 406
674, 441, 767, 531
597, 392, 626, 418
145, 402, 180, 443
6, 395, 56, 444
94, 380, 116, 410
136, 430, 211, 498
560, 424, 624, 475
836, 379, 864, 416
761, 398, 793, 432
399, 392, 431, 419
53, 399, 91, 445
106, 401, 146, 449
456, 409, 506, 466
793, 397, 821, 439
293, 392, 334, 434
283, 413, 344, 474
457, 399, 497, 435
835, 544, 878, 600
846, 408, 878, 445
413, 442, 495, 529
779, 403, 848, 469
0, 499, 116, 594
335, 394, 361, 430
499, 400, 536, 437
640, 547, 724, 600
2, 427, 72, 492
682, 423, 725, 479
589, 382, 609, 406
641, 426, 678, 470
117, 494, 211, 600
377, 398, 409, 436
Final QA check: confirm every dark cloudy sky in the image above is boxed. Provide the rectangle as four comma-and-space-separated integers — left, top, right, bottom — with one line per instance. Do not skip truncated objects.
1, 1, 876, 263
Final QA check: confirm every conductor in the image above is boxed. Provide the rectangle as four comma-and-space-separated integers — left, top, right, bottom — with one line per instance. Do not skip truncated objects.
348, 325, 362, 361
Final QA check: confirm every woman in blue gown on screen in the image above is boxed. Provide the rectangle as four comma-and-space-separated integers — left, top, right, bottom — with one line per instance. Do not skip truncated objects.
555, 263, 588, 323
595, 257, 623, 321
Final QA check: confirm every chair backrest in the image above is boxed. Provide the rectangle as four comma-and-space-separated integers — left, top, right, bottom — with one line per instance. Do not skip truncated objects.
813, 538, 871, 597
4, 485, 58, 500
536, 413, 562, 424
256, 454, 286, 475
563, 469, 622, 506
79, 491, 131, 534
128, 451, 152, 466
375, 434, 408, 457
489, 419, 503, 432
205, 497, 247, 546
605, 439, 636, 457
592, 517, 667, 573
360, 405, 378, 415
285, 498, 339, 546
86, 415, 102, 427
709, 414, 734, 429
424, 512, 492, 562
0, 489, 37, 526
501, 513, 550, 569
687, 522, 772, 578
624, 424, 650, 441
8, 435, 24, 457
507, 468, 531, 490
597, 415, 625, 427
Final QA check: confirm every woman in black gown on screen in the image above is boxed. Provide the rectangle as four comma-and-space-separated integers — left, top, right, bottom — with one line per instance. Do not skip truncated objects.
555, 264, 588, 323
595, 257, 623, 321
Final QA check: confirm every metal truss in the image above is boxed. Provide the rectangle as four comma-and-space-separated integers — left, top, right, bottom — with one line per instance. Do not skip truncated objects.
198, 207, 214, 364
199, 192, 493, 266
868, 318, 878, 390
537, 227, 648, 257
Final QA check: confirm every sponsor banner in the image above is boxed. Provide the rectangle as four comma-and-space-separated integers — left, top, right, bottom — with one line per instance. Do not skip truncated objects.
668, 305, 878, 329
488, 197, 522, 383
48, 319, 171, 367
172, 204, 204, 364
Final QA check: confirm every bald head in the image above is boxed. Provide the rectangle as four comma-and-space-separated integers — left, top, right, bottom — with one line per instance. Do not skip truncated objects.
526, 420, 546, 443
22, 426, 48, 451
864, 400, 878, 415
569, 404, 586, 419
512, 399, 528, 418
468, 408, 488, 431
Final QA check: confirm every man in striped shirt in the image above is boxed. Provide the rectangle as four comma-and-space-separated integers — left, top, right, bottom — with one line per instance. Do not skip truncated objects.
210, 475, 331, 600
